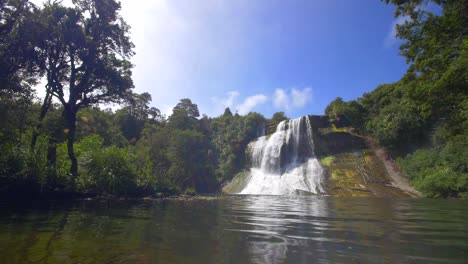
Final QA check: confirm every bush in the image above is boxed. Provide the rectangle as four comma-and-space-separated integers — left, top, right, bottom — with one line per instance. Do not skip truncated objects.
399, 149, 438, 181
401, 147, 468, 198
414, 168, 467, 198
60, 135, 138, 195
0, 133, 52, 194
79, 146, 137, 195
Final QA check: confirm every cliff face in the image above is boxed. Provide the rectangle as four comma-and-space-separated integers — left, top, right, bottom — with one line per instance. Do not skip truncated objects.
223, 115, 419, 197
308, 115, 419, 198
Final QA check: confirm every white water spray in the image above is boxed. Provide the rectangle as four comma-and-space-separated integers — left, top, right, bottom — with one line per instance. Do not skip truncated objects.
240, 116, 325, 195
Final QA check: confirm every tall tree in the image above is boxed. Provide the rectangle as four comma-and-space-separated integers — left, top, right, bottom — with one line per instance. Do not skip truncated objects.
116, 92, 162, 143
0, 0, 39, 93
168, 98, 200, 131
34, 0, 134, 177
271, 112, 287, 124
222, 107, 233, 117
173, 98, 200, 118
383, 0, 467, 81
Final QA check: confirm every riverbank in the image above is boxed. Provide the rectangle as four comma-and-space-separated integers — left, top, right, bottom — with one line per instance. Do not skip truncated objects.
0, 190, 222, 202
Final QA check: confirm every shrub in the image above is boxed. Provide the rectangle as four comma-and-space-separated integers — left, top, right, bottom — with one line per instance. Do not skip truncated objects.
78, 145, 137, 195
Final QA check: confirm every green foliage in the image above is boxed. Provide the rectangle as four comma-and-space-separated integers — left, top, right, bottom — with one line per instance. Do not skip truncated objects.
79, 145, 137, 195
1, 0, 269, 197
271, 111, 288, 124
440, 134, 468, 173
398, 132, 468, 198
366, 99, 425, 149
51, 134, 137, 195
323, 1, 468, 198
0, 131, 58, 194
168, 99, 200, 131
416, 168, 467, 198
77, 107, 127, 147
325, 97, 366, 128
325, 97, 345, 120
173, 98, 200, 118
28, 0, 135, 177
0, 0, 39, 93
399, 149, 437, 178
223, 107, 233, 117
167, 129, 215, 193
113, 92, 162, 144
320, 156, 335, 167
210, 112, 266, 182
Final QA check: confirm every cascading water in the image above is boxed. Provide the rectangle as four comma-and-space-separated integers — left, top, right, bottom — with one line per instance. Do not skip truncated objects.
240, 116, 325, 195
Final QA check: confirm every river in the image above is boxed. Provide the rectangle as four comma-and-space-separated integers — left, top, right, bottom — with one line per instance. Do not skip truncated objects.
0, 196, 466, 263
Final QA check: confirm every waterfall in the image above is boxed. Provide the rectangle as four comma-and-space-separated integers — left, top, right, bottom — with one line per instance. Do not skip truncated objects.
240, 116, 325, 195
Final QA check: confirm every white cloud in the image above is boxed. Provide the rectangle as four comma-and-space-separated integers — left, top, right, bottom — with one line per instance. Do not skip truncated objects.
209, 90, 240, 116
236, 94, 268, 115
118, 0, 263, 111
273, 87, 313, 112
291, 87, 312, 108
211, 90, 240, 109
274, 89, 290, 111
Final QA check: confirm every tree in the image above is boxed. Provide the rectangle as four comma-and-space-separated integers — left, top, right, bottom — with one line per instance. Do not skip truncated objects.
33, 0, 134, 178
0, 0, 39, 93
0, 1, 54, 151
116, 92, 162, 143
168, 98, 200, 131
271, 111, 287, 124
167, 129, 216, 193
325, 97, 366, 128
75, 107, 128, 147
222, 107, 233, 117
173, 98, 199, 118
324, 97, 345, 121
266, 111, 287, 135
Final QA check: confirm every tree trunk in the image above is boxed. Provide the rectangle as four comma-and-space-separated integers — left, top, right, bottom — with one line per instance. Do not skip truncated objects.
31, 92, 52, 150
63, 107, 78, 178
47, 138, 57, 176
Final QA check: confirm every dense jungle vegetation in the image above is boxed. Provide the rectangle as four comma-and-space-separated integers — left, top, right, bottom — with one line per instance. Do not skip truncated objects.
0, 0, 466, 198
325, 0, 468, 198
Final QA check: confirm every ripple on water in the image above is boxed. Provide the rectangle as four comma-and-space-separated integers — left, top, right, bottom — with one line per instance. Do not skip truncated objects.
0, 196, 467, 263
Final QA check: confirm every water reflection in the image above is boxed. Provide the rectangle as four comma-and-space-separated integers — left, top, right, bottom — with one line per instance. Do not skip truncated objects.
0, 197, 467, 263
224, 196, 468, 263
226, 195, 331, 263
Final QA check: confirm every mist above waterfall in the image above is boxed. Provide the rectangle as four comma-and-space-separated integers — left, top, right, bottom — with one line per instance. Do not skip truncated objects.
240, 116, 325, 195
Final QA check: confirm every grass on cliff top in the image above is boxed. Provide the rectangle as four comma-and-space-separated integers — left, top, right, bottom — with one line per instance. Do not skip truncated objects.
318, 122, 368, 140
319, 124, 350, 135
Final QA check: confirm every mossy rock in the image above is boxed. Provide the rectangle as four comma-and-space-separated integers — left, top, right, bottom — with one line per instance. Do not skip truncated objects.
222, 171, 251, 194
320, 150, 412, 198
320, 156, 335, 167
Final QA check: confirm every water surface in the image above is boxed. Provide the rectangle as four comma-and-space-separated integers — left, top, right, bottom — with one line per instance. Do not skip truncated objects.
0, 196, 466, 263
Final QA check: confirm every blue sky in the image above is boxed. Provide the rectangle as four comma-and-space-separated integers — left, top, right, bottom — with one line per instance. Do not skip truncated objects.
33, 0, 409, 119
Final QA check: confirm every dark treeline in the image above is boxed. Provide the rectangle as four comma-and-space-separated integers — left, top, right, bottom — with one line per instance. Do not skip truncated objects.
1, 91, 269, 196
325, 0, 467, 198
